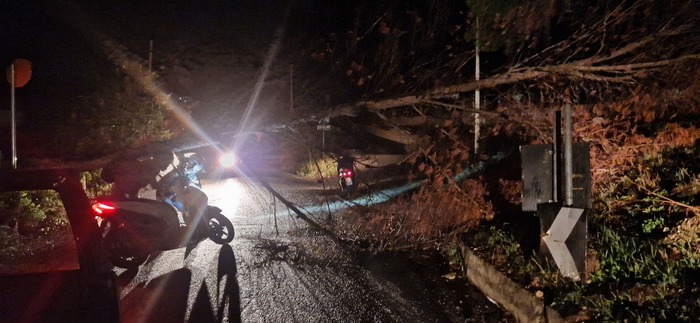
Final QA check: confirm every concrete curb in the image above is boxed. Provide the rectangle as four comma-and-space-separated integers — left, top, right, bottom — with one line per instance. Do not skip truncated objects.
459, 244, 565, 323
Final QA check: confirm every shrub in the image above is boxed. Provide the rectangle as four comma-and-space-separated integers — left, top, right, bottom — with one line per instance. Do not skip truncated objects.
296, 155, 337, 180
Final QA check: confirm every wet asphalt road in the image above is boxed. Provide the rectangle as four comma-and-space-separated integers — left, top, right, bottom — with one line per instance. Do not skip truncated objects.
114, 173, 510, 323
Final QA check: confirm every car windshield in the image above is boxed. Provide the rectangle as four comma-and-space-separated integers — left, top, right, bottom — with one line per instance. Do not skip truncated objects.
0, 189, 80, 275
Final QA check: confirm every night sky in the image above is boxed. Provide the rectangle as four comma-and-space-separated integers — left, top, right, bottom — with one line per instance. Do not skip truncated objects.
0, 0, 290, 158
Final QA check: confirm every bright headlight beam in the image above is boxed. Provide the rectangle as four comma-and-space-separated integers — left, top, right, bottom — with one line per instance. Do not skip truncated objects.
219, 152, 238, 168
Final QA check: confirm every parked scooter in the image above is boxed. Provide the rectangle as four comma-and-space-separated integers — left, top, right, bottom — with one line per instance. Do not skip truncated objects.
92, 149, 234, 269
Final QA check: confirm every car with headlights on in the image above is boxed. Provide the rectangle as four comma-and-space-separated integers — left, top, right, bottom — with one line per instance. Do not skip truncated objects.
178, 130, 277, 178
175, 142, 241, 179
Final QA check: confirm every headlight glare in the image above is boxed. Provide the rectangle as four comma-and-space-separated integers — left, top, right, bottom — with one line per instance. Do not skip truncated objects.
219, 152, 238, 168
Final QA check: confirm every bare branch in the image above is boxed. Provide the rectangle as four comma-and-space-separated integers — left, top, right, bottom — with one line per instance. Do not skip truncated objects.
423, 100, 501, 117
359, 50, 700, 111
358, 70, 548, 110
574, 54, 700, 72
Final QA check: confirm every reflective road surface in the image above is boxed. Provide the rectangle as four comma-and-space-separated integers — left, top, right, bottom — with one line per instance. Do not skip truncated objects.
115, 174, 510, 323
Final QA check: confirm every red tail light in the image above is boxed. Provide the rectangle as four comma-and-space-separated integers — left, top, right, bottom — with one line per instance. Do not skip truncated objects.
91, 201, 117, 216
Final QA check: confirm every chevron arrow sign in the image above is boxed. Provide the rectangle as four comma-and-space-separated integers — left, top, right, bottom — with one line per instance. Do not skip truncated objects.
542, 207, 585, 280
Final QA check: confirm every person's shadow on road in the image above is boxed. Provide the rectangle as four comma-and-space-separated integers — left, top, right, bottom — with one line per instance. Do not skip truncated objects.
116, 244, 241, 323
188, 244, 241, 323
119, 268, 192, 322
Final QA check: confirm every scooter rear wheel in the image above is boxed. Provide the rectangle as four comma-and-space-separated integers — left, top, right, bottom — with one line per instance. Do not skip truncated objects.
207, 212, 234, 244
104, 228, 149, 269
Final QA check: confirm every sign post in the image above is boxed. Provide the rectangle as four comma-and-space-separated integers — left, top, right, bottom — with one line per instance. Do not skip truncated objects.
6, 58, 32, 169
521, 104, 590, 280
317, 123, 331, 153
10, 63, 16, 169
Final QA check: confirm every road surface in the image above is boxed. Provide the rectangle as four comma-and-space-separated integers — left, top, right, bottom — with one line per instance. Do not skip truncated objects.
114, 173, 510, 322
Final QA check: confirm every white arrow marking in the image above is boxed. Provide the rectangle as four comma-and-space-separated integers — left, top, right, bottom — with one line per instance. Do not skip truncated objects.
543, 207, 584, 280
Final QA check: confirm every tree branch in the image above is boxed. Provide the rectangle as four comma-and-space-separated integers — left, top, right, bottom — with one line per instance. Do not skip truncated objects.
358, 70, 548, 111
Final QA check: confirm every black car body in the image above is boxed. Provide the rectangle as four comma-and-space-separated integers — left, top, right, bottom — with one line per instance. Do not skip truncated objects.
0, 168, 120, 322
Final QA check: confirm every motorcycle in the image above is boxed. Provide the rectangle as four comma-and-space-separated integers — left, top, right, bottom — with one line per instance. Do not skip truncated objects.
337, 155, 356, 198
338, 167, 355, 198
92, 149, 234, 269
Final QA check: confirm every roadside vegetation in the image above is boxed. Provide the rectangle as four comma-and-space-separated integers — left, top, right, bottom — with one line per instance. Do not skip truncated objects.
0, 171, 111, 266
2, 0, 699, 320
296, 155, 337, 180
0, 189, 71, 266
288, 0, 700, 321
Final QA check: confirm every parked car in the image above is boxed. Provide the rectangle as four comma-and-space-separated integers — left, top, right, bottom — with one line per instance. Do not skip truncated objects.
177, 142, 241, 177
176, 131, 277, 178
0, 168, 120, 323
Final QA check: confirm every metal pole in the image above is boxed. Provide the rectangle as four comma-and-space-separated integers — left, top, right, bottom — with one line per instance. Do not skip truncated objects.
474, 17, 480, 156
10, 63, 17, 169
289, 64, 294, 111
553, 110, 562, 203
564, 104, 573, 206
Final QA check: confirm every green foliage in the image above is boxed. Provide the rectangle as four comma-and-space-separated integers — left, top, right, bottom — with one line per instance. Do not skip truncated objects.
642, 217, 665, 234
460, 143, 700, 320
81, 170, 112, 199
296, 155, 337, 180
0, 190, 68, 234
594, 146, 699, 236
16, 191, 63, 223
538, 129, 700, 319
466, 225, 533, 275
546, 223, 700, 321
591, 227, 677, 285
442, 240, 465, 270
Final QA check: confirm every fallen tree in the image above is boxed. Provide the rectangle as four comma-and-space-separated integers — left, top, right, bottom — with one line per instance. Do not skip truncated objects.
364, 17, 698, 104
